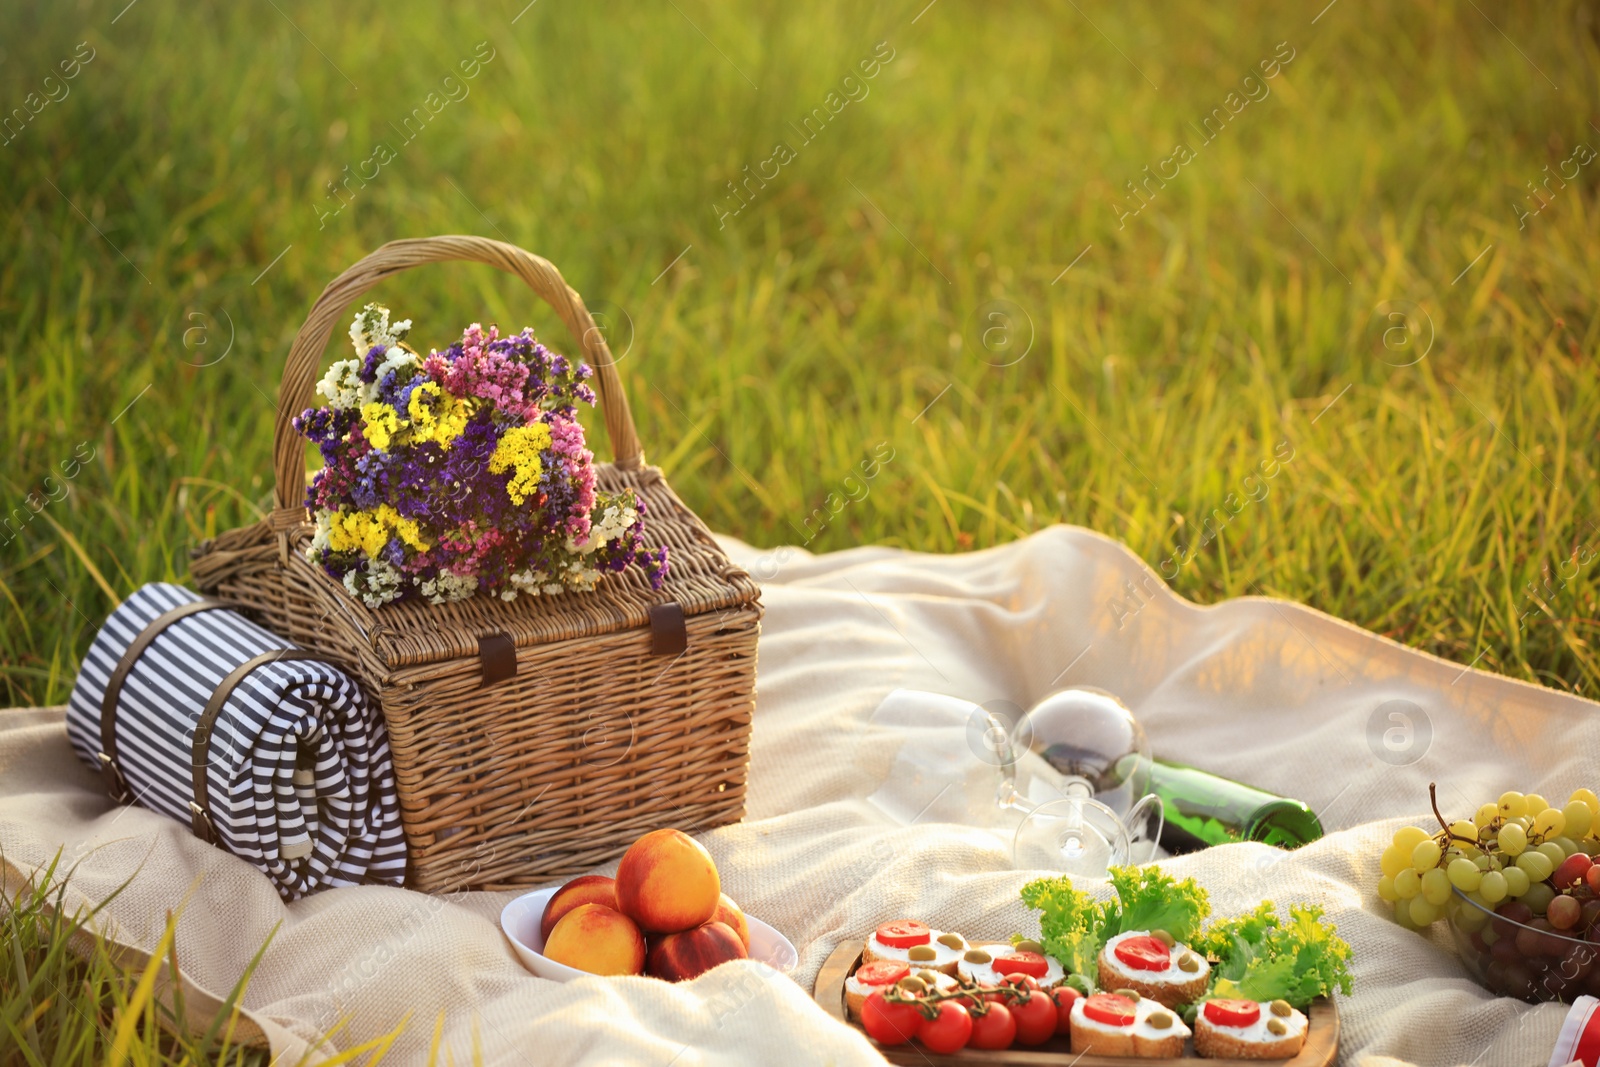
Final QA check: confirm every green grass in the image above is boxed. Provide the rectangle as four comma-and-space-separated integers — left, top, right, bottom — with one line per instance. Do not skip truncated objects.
2, 1, 1597, 702
2, 853, 273, 1066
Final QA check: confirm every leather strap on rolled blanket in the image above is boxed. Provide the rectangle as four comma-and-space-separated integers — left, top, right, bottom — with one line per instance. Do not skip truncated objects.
66, 582, 407, 900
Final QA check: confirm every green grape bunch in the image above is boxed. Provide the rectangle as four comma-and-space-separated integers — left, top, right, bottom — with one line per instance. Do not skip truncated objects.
1378, 785, 1600, 930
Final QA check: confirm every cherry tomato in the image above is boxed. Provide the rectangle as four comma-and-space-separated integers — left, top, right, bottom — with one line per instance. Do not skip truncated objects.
854, 961, 911, 987
1202, 998, 1262, 1028
968, 1002, 1017, 1050
918, 1000, 973, 1054
1011, 990, 1058, 1046
1112, 934, 1172, 972
1083, 993, 1138, 1027
992, 950, 1049, 978
1049, 985, 1081, 1036
861, 990, 923, 1046
875, 920, 931, 949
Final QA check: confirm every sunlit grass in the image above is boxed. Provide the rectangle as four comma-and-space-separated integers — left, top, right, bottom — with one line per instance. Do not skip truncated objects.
1, 3, 1596, 692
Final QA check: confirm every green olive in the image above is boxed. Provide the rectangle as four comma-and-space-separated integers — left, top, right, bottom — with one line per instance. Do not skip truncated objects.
908, 945, 937, 962
1267, 1019, 1287, 1036
1178, 954, 1200, 973
1270, 999, 1292, 1017
1113, 987, 1141, 1001
937, 933, 966, 950
1151, 930, 1175, 948
1014, 939, 1043, 954
917, 970, 941, 985
964, 949, 992, 964
1147, 1010, 1173, 1030
897, 976, 926, 994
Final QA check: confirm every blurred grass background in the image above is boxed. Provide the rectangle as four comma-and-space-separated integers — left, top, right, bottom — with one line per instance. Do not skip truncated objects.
3, 0, 1598, 708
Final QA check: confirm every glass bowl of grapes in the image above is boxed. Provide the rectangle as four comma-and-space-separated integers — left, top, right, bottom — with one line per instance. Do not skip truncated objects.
1381, 785, 1600, 1003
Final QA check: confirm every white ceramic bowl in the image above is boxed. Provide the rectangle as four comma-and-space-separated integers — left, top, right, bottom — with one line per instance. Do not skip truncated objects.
500, 886, 799, 982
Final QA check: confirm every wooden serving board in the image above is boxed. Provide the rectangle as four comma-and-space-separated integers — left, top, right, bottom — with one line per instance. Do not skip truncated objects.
814, 941, 1337, 1066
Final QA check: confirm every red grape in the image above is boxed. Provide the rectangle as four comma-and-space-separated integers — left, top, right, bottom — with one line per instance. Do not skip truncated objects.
1587, 864, 1600, 894
1549, 894, 1583, 931
1556, 854, 1594, 890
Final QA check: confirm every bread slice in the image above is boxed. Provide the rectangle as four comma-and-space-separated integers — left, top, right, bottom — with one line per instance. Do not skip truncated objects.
1069, 995, 1189, 1058
1097, 932, 1211, 1009
1097, 954, 1209, 1009
860, 929, 964, 976
1069, 1012, 1135, 1057
1134, 1029, 1188, 1058
1193, 1005, 1308, 1059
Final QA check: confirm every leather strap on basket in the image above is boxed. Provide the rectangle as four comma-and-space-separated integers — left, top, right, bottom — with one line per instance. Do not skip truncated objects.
270, 236, 647, 560
189, 650, 346, 846
649, 602, 687, 657
99, 600, 227, 804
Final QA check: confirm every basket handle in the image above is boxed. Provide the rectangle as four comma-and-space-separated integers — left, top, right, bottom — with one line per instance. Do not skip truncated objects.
270, 235, 645, 531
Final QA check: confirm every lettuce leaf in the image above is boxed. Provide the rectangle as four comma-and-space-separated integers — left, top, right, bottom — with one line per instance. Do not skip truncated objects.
1204, 903, 1354, 1007
1019, 875, 1110, 984
1102, 866, 1211, 944
1190, 899, 1279, 963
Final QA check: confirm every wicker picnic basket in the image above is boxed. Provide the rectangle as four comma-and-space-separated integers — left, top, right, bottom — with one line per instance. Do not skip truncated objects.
189, 235, 761, 893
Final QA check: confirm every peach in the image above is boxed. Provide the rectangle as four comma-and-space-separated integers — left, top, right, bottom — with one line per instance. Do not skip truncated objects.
540, 875, 618, 942
615, 828, 721, 933
543, 903, 645, 977
712, 893, 750, 951
646, 921, 747, 982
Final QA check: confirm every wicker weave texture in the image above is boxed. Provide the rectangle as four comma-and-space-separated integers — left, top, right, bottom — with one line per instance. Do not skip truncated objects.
190, 236, 761, 892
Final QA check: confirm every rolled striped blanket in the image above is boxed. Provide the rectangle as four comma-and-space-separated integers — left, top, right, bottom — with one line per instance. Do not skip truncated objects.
66, 583, 407, 899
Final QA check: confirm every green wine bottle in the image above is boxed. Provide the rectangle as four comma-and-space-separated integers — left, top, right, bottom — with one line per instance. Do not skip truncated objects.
1148, 757, 1324, 853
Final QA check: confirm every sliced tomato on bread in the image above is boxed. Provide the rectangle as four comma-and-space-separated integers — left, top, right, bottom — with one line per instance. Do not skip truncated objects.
991, 950, 1049, 978
874, 920, 931, 948
855, 960, 911, 987
1082, 993, 1139, 1027
1112, 934, 1172, 972
1202, 999, 1262, 1028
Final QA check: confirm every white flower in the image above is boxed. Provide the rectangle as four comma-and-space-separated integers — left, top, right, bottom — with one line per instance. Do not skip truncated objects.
315, 358, 365, 411
343, 559, 403, 608
349, 303, 413, 355
307, 512, 333, 557
418, 571, 478, 605
568, 502, 639, 555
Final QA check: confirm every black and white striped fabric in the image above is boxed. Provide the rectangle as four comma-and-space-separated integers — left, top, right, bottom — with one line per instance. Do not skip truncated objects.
66, 583, 407, 900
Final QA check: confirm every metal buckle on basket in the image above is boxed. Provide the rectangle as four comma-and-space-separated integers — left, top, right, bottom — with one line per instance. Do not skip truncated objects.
96, 752, 133, 804
188, 801, 219, 845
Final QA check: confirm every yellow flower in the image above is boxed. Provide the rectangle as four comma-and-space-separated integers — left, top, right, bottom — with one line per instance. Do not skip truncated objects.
405, 383, 472, 450
324, 505, 430, 557
382, 505, 430, 551
360, 402, 402, 451
489, 423, 553, 505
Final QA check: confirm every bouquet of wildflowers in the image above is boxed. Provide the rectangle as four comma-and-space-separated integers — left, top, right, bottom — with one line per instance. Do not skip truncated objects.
293, 303, 668, 608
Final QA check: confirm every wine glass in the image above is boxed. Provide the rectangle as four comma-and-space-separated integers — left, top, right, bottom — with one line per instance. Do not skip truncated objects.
868, 686, 1163, 871
995, 687, 1163, 870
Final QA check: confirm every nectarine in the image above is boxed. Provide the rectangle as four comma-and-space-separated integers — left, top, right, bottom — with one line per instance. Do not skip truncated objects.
615, 828, 721, 933
712, 893, 751, 951
543, 903, 645, 977
540, 875, 618, 942
646, 920, 747, 981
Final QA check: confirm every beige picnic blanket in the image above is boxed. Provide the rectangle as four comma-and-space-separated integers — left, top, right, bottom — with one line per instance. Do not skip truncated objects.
1, 525, 1592, 1065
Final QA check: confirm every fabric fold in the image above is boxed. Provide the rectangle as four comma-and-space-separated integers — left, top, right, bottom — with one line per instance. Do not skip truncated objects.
65, 582, 406, 899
